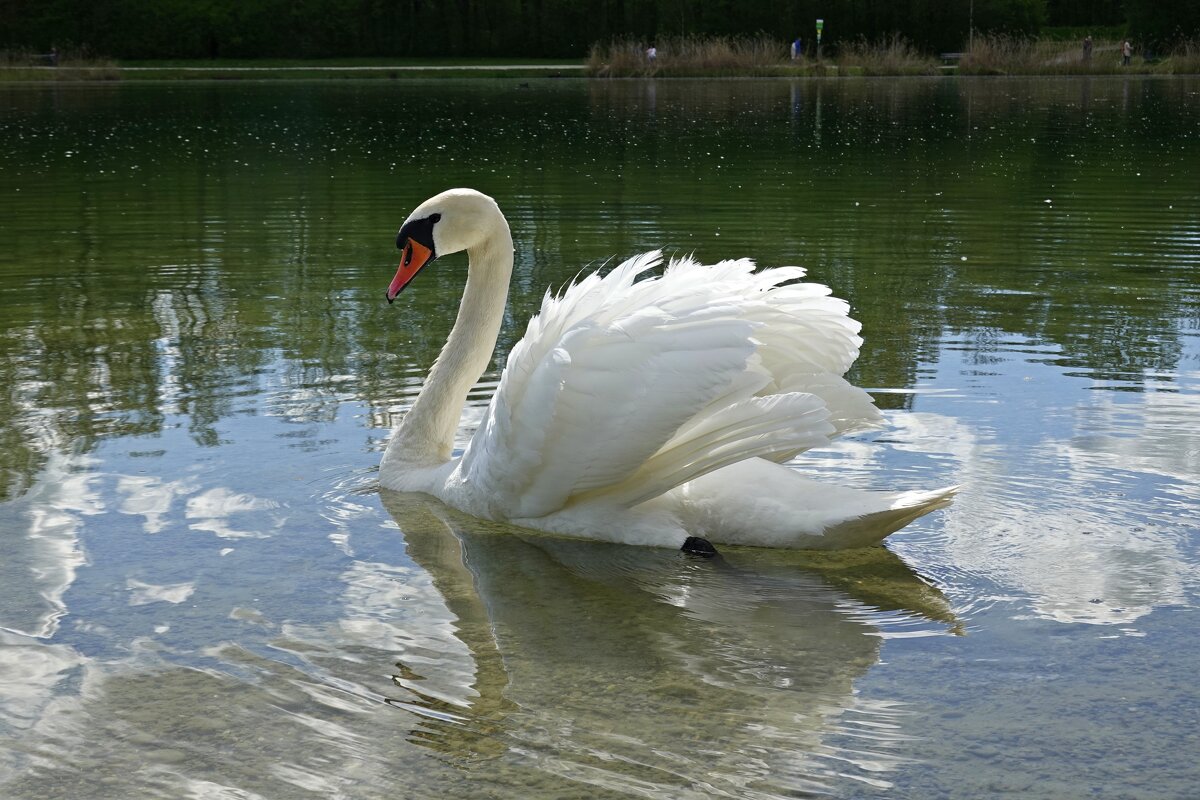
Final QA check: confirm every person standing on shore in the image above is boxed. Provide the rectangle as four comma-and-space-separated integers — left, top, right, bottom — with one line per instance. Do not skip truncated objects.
1082, 36, 1092, 63
1122, 39, 1132, 66
791, 37, 803, 60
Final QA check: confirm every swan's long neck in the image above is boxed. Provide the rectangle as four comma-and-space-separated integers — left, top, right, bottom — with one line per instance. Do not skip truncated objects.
387, 222, 514, 465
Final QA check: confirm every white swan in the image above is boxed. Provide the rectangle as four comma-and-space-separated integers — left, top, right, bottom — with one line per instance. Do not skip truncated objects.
380, 188, 957, 551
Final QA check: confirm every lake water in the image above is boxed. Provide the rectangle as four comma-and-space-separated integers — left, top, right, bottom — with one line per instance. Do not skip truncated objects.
1, 76, 1198, 799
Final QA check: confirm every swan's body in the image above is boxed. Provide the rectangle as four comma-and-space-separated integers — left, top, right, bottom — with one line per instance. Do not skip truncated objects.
381, 189, 956, 549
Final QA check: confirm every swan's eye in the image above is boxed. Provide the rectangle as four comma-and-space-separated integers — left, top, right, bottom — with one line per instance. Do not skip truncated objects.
395, 214, 439, 259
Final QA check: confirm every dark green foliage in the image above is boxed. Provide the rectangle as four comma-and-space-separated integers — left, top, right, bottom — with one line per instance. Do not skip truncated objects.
0, 0, 1194, 58
1047, 0, 1123, 26
1124, 0, 1200, 47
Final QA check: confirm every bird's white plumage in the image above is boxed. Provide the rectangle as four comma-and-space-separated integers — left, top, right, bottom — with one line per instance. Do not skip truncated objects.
381, 189, 956, 549
450, 252, 852, 519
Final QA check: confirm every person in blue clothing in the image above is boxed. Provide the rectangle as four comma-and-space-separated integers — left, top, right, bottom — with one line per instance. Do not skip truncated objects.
791, 37, 803, 60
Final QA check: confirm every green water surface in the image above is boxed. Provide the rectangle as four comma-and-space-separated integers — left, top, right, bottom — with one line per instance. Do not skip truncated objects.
1, 77, 1198, 799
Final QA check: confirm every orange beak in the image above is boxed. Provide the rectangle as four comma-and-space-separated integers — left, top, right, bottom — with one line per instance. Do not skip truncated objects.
387, 239, 434, 303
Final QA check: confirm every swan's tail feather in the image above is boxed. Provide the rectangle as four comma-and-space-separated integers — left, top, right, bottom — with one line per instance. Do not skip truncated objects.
669, 460, 958, 549
813, 484, 961, 549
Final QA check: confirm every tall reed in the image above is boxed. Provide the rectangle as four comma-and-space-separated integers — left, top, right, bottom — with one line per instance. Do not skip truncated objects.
959, 35, 1133, 75
1159, 38, 1200, 74
835, 35, 937, 76
587, 35, 792, 78
1, 46, 119, 79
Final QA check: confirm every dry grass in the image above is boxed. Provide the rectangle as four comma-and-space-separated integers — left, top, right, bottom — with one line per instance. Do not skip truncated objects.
958, 35, 1200, 75
1158, 39, 1200, 74
961, 35, 1083, 74
835, 35, 938, 76
1, 47, 119, 79
586, 34, 938, 78
587, 35, 797, 78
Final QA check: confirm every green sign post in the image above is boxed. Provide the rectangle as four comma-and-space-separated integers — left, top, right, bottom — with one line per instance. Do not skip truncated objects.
816, 18, 824, 59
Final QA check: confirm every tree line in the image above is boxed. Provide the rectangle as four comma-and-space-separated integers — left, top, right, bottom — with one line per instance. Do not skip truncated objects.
1, 0, 1194, 60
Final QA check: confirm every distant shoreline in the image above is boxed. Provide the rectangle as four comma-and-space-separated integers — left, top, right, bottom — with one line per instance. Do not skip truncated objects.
1, 55, 1196, 82
0, 59, 586, 82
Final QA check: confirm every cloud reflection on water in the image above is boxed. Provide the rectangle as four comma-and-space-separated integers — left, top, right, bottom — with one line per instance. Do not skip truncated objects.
0, 454, 958, 800
0, 450, 96, 640
807, 392, 1196, 627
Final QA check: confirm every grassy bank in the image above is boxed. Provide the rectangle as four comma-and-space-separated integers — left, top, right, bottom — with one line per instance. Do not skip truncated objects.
4, 38, 1199, 82
586, 35, 1200, 77
835, 36, 939, 76
2, 47, 120, 80
586, 35, 808, 78
586, 35, 940, 77
959, 35, 1200, 75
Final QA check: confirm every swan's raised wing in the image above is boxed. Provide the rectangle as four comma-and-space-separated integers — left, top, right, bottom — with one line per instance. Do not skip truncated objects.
450, 253, 866, 520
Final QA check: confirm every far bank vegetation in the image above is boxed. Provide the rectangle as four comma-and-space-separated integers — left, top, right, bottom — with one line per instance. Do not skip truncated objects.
586, 34, 1200, 78
1, 46, 118, 79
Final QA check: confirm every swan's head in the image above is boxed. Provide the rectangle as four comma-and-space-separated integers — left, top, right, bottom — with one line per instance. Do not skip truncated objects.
387, 188, 505, 303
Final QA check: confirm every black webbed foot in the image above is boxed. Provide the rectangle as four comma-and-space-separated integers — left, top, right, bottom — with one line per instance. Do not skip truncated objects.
681, 536, 719, 558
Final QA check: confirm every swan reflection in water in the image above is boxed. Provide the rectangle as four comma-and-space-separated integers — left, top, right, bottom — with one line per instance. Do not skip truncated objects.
379, 490, 959, 797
